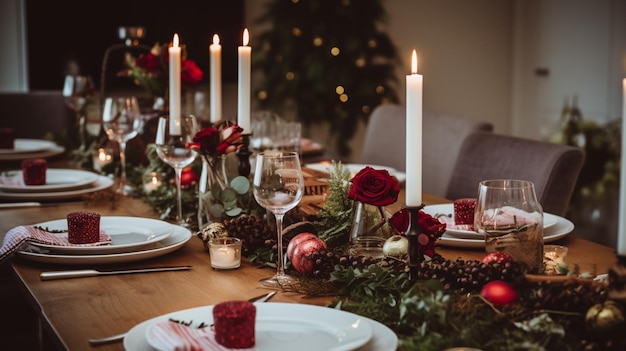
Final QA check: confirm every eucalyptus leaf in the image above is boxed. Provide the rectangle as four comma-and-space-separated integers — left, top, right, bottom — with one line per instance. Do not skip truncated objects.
230, 176, 251, 195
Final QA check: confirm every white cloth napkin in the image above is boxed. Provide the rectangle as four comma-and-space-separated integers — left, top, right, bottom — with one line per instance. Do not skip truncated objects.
148, 321, 255, 351
0, 225, 111, 262
480, 206, 540, 228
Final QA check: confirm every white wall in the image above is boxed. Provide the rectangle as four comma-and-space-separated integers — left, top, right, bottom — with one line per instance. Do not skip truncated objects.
245, 0, 514, 161
0, 0, 28, 92
512, 0, 625, 141
384, 0, 514, 134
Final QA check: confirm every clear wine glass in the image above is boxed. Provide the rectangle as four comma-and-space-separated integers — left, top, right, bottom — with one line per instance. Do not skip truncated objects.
62, 75, 96, 150
102, 96, 143, 195
253, 151, 304, 288
474, 179, 544, 273
155, 115, 199, 227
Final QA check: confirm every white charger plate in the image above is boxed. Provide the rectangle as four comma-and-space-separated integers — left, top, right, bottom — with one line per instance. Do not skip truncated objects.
423, 203, 558, 239
124, 303, 396, 351
437, 215, 574, 248
0, 169, 99, 193
0, 144, 65, 162
27, 217, 174, 254
306, 163, 406, 184
0, 175, 113, 200
16, 225, 191, 265
0, 139, 57, 154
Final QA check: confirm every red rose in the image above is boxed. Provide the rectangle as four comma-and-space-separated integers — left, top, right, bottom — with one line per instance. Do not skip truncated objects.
215, 125, 243, 154
389, 207, 410, 233
187, 124, 243, 158
188, 127, 220, 154
418, 210, 446, 236
181, 59, 204, 84
389, 208, 446, 236
389, 208, 446, 258
135, 53, 162, 73
348, 167, 399, 206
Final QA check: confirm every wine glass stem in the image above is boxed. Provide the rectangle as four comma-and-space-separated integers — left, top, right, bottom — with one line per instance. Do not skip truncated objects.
174, 167, 184, 224
274, 214, 286, 277
119, 140, 127, 188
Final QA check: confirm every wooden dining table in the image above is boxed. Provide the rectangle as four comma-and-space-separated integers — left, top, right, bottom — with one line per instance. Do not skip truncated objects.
0, 176, 619, 351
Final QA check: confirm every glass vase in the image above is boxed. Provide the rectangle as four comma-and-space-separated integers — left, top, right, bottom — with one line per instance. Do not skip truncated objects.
348, 201, 394, 258
197, 154, 252, 229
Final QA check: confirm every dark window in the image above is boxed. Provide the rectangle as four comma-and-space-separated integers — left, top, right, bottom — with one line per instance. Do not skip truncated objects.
26, 0, 244, 91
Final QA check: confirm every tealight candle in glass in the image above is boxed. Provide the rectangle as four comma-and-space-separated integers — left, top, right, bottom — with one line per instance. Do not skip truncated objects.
142, 172, 162, 194
92, 148, 113, 172
208, 237, 242, 270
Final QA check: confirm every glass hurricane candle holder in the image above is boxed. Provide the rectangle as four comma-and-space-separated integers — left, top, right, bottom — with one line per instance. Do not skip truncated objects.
208, 237, 242, 270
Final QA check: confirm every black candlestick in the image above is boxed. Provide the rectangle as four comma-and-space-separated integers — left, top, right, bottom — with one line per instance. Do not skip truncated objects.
608, 255, 626, 305
406, 205, 425, 281
236, 133, 252, 177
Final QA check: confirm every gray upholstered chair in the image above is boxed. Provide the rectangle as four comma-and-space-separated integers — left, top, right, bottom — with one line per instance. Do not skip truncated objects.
445, 131, 585, 217
0, 91, 75, 139
360, 104, 494, 197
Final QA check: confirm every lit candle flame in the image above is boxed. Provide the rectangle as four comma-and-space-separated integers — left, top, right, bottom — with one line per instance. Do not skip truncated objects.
411, 50, 418, 74
243, 28, 249, 46
173, 33, 179, 48
213, 34, 220, 46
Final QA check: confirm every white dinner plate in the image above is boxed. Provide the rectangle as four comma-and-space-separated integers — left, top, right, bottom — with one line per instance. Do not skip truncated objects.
0, 169, 99, 193
16, 224, 190, 265
0, 144, 65, 162
27, 217, 174, 255
306, 162, 406, 184
124, 303, 395, 351
0, 139, 57, 154
0, 175, 113, 200
436, 215, 574, 248
145, 303, 372, 351
423, 203, 558, 239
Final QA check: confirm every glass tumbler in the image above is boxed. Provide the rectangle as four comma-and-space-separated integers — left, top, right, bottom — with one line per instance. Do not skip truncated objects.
475, 179, 544, 273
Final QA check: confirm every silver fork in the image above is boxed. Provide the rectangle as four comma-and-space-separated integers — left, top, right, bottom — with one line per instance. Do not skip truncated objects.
87, 291, 277, 345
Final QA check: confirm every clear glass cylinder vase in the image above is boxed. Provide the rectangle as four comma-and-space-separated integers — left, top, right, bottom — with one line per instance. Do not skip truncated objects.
197, 155, 252, 229
348, 201, 394, 258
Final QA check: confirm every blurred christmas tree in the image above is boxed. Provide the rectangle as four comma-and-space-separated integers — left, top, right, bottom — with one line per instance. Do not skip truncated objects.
253, 0, 400, 157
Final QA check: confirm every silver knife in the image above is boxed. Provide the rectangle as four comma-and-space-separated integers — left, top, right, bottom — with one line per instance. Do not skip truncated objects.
87, 291, 277, 345
40, 265, 192, 281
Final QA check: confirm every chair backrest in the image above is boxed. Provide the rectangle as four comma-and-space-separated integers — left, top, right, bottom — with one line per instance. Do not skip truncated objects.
445, 131, 585, 217
0, 91, 75, 139
360, 104, 494, 197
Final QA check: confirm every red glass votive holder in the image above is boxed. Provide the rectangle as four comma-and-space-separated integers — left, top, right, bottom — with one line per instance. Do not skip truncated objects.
213, 300, 256, 348
21, 158, 47, 185
67, 211, 101, 244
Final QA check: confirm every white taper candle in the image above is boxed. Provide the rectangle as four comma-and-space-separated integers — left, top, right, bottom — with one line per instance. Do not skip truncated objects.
168, 33, 182, 135
405, 50, 423, 206
209, 34, 222, 123
237, 28, 251, 133
618, 78, 626, 255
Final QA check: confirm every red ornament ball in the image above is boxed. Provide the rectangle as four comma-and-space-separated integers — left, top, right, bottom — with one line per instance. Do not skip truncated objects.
286, 232, 327, 276
480, 280, 518, 307
179, 167, 198, 189
482, 251, 514, 265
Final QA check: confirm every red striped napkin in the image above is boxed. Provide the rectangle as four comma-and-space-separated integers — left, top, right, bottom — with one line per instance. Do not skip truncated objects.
148, 321, 256, 351
0, 225, 111, 262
